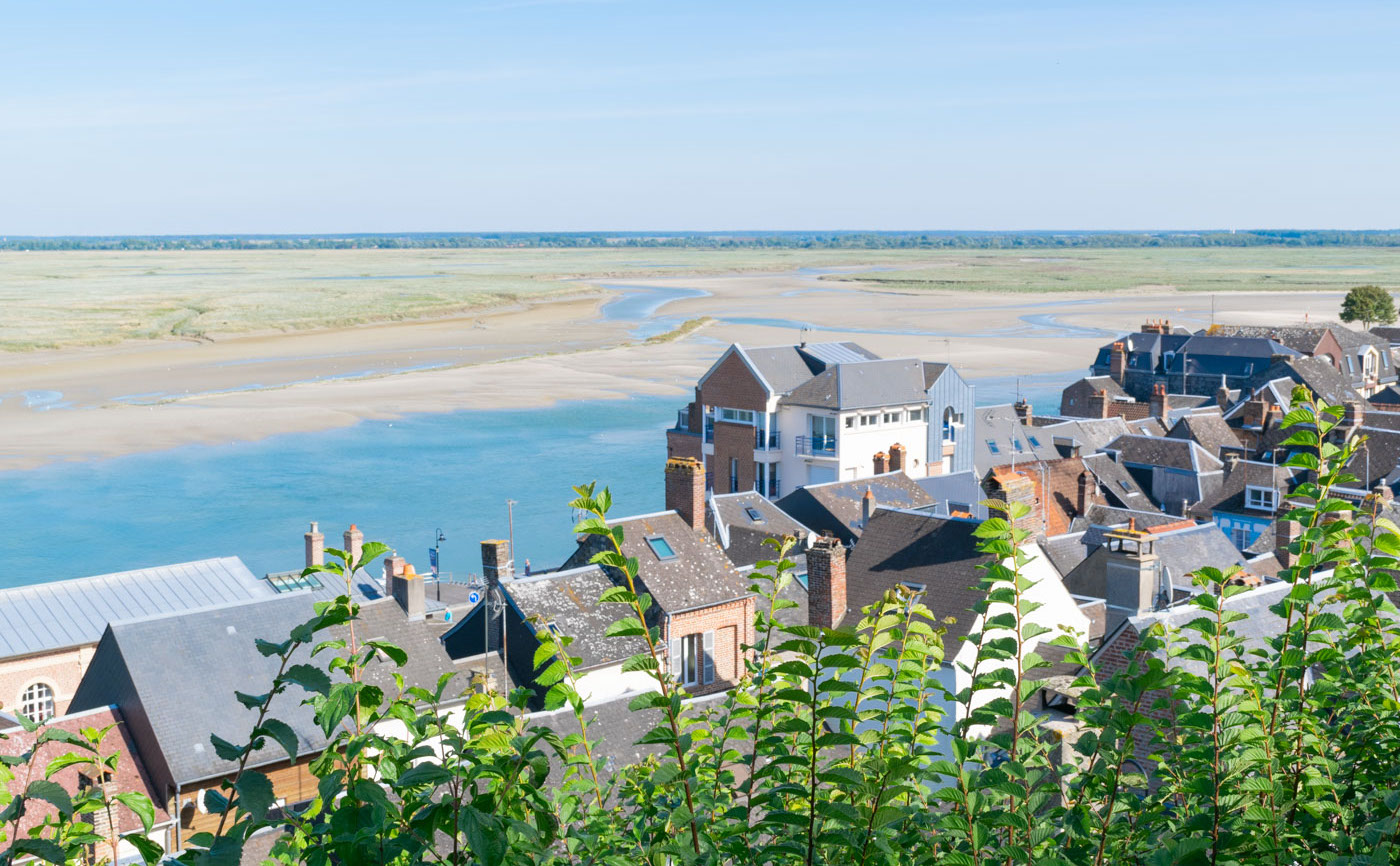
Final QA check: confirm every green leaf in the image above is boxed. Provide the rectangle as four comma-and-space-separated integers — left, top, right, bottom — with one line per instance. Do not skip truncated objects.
123, 831, 166, 864
25, 779, 73, 816
256, 718, 300, 762
283, 663, 331, 696
366, 639, 408, 666
459, 805, 508, 866
210, 734, 245, 762
9, 839, 66, 865
114, 790, 156, 832
233, 770, 275, 820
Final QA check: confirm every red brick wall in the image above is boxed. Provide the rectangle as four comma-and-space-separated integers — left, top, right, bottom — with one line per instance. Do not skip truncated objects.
666, 596, 756, 696
667, 429, 703, 461
665, 457, 705, 531
698, 352, 768, 413
1091, 624, 1178, 772
713, 421, 755, 494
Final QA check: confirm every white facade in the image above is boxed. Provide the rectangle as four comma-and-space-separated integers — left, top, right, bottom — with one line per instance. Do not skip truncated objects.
775, 403, 932, 492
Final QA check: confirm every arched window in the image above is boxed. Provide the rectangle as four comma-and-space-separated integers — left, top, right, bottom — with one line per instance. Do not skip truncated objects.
942, 407, 959, 444
20, 682, 55, 722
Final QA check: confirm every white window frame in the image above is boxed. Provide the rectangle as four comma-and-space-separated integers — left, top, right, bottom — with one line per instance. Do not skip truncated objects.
19, 681, 56, 722
1245, 485, 1277, 511
669, 631, 715, 687
1231, 526, 1252, 549
719, 407, 756, 425
883, 411, 901, 425
860, 413, 878, 427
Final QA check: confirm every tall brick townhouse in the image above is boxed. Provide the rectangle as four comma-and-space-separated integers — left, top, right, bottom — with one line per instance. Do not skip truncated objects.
667, 341, 975, 497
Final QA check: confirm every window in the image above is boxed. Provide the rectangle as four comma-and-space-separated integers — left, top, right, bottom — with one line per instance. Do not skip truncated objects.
729, 458, 738, 491
719, 407, 756, 425
809, 415, 836, 453
1117, 480, 1131, 492
1012, 439, 1024, 453
20, 682, 55, 722
753, 461, 760, 493
908, 408, 926, 422
1246, 486, 1277, 511
883, 411, 901, 424
860, 413, 878, 427
645, 535, 678, 560
768, 463, 780, 499
1027, 435, 1042, 448
943, 408, 960, 443
795, 572, 809, 589
1231, 526, 1252, 549
986, 440, 1001, 454
844, 415, 855, 429
744, 506, 765, 523
671, 632, 714, 687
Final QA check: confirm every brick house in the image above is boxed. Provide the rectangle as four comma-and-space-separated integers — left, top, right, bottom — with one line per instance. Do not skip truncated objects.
559, 458, 756, 697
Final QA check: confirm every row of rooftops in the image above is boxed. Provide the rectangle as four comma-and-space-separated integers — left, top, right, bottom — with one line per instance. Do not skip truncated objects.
704, 340, 952, 410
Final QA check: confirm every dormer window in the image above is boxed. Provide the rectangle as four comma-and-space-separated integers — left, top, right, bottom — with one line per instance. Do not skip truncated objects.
1245, 485, 1277, 511
645, 536, 678, 560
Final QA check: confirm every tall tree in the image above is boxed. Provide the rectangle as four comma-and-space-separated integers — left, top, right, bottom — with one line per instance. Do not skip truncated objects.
1339, 284, 1397, 329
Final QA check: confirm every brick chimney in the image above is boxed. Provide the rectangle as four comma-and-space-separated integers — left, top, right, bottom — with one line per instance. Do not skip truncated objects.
1014, 398, 1032, 422
343, 524, 364, 566
872, 451, 889, 474
391, 562, 426, 621
1141, 319, 1171, 335
304, 522, 324, 568
1088, 389, 1110, 419
1076, 471, 1094, 515
1343, 400, 1365, 429
1275, 519, 1301, 568
806, 536, 847, 630
1109, 342, 1127, 384
1149, 383, 1169, 424
988, 468, 1040, 532
382, 553, 406, 585
481, 539, 513, 584
1241, 398, 1268, 429
861, 486, 877, 527
888, 443, 907, 473
665, 457, 705, 532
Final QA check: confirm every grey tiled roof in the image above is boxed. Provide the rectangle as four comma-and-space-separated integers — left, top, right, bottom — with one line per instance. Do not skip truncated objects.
499, 566, 646, 671
776, 472, 934, 543
563, 511, 753, 613
1345, 426, 1400, 489
1076, 504, 1188, 549
1201, 325, 1330, 354
797, 341, 880, 367
1040, 416, 1131, 455
1042, 531, 1090, 578
780, 358, 929, 410
1370, 386, 1400, 407
708, 491, 813, 570
973, 404, 1064, 475
1261, 356, 1361, 407
1081, 453, 1156, 511
841, 510, 990, 646
0, 557, 275, 660
1191, 460, 1298, 517
1103, 434, 1223, 473
69, 594, 467, 790
740, 345, 823, 394
1165, 412, 1243, 459
914, 470, 988, 519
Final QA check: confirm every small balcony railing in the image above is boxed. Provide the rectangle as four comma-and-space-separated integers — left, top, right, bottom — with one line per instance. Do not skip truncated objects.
795, 434, 836, 456
755, 428, 781, 450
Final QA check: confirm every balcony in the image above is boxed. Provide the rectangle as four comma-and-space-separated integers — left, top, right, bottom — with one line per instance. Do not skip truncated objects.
795, 434, 836, 457
755, 428, 781, 450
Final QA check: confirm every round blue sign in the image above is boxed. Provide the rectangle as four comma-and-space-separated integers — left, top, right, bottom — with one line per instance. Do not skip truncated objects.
468, 590, 481, 605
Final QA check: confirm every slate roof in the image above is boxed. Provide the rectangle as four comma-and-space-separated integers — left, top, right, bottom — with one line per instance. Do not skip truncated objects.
563, 511, 752, 613
840, 510, 990, 646
498, 566, 646, 670
708, 491, 813, 570
1190, 460, 1299, 517
739, 345, 824, 394
1371, 385, 1400, 407
68, 594, 468, 791
1076, 504, 1192, 550
1321, 322, 1389, 352
973, 404, 1064, 475
1165, 412, 1244, 459
1103, 434, 1224, 473
1081, 452, 1156, 511
780, 358, 929, 410
922, 361, 951, 389
1262, 356, 1362, 407
776, 472, 934, 543
0, 557, 275, 660
1040, 416, 1132, 456
913, 469, 988, 519
1, 705, 173, 839
1201, 325, 1331, 354
1344, 427, 1400, 490
1064, 522, 1248, 611
1042, 531, 1091, 578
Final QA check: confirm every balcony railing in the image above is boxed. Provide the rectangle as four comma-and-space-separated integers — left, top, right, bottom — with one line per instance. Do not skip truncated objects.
755, 428, 781, 450
795, 434, 836, 456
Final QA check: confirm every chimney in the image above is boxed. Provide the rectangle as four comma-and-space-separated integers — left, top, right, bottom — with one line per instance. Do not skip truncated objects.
806, 536, 847, 630
1110, 342, 1127, 384
888, 443, 907, 473
1104, 529, 1163, 616
304, 521, 324, 568
861, 486, 877, 527
391, 562, 426, 621
1088, 389, 1110, 419
1242, 398, 1268, 429
344, 524, 364, 566
1343, 400, 1365, 429
1376, 483, 1395, 504
1141, 319, 1171, 335
1076, 471, 1093, 515
1149, 383, 1169, 424
872, 451, 889, 474
1216, 383, 1232, 411
665, 457, 705, 532
1014, 398, 1032, 422
1275, 519, 1301, 568
481, 539, 513, 584
382, 552, 406, 592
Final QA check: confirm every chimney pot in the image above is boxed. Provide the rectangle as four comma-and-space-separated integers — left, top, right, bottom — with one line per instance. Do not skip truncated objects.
862, 486, 877, 527
888, 443, 907, 473
872, 451, 889, 474
390, 561, 426, 621
1014, 398, 1032, 422
304, 521, 325, 568
344, 524, 365, 567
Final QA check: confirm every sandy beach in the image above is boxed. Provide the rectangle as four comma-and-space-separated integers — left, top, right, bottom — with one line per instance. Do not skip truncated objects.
0, 264, 1356, 472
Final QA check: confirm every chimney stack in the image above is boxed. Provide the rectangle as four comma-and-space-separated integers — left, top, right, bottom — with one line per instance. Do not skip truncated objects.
665, 457, 706, 532
382, 553, 406, 584
806, 536, 848, 630
1343, 400, 1365, 429
1088, 389, 1110, 419
304, 522, 324, 568
1104, 529, 1163, 617
391, 562, 426, 621
1076, 471, 1093, 516
888, 443, 907, 473
1014, 398, 1032, 422
481, 539, 513, 585
861, 486, 877, 527
1150, 383, 1169, 424
872, 451, 889, 474
1109, 342, 1127, 384
344, 524, 364, 566
1275, 519, 1302, 569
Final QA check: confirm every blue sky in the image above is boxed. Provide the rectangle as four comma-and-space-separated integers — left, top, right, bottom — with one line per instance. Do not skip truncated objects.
3, 1, 1397, 234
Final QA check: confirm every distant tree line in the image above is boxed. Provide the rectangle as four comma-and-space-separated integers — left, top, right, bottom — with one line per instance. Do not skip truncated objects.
5, 229, 1400, 251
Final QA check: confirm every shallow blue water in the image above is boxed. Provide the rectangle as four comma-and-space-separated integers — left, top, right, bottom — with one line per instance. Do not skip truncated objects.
0, 368, 1081, 590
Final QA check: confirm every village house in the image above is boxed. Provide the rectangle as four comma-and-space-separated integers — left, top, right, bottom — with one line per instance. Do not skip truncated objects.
1189, 458, 1300, 552
1098, 434, 1225, 516
0, 557, 275, 722
775, 470, 934, 544
666, 341, 976, 495
1088, 322, 1304, 402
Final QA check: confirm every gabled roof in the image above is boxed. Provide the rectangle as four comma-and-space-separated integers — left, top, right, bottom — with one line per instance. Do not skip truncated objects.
840, 510, 990, 645
1041, 530, 1091, 578
708, 491, 813, 570
68, 594, 466, 791
1370, 385, 1400, 407
776, 472, 934, 543
1191, 460, 1299, 517
1039, 416, 1132, 456
564, 511, 752, 612
737, 345, 819, 394
1344, 427, 1400, 490
1165, 412, 1243, 459
1261, 356, 1362, 407
0, 557, 275, 660
494, 565, 645, 671
1200, 325, 1332, 354
779, 358, 929, 410
973, 404, 1063, 475
1076, 504, 1190, 549
1320, 322, 1389, 352
1081, 452, 1156, 511
1103, 434, 1224, 473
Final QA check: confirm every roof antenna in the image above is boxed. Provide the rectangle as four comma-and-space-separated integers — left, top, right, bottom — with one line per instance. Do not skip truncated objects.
799, 326, 809, 348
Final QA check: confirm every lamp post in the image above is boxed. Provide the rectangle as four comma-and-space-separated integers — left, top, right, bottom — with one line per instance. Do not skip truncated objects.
433, 528, 445, 601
